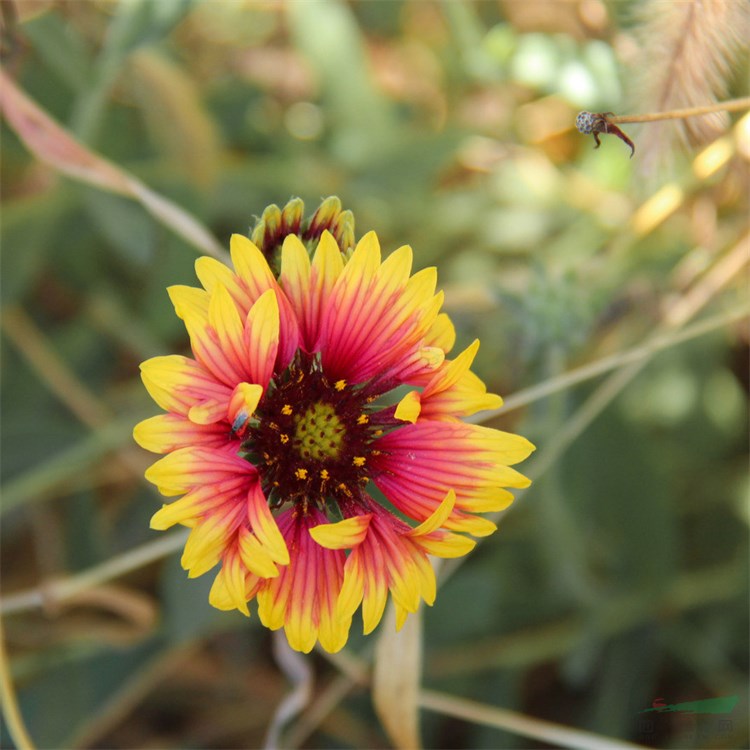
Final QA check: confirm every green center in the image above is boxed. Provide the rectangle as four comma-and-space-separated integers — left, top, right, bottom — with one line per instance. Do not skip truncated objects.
293, 402, 345, 461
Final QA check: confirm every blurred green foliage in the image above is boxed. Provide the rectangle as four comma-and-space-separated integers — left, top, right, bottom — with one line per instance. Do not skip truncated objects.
1, 1, 747, 748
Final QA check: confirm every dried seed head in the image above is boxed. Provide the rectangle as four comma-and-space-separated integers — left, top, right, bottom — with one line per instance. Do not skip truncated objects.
576, 111, 596, 135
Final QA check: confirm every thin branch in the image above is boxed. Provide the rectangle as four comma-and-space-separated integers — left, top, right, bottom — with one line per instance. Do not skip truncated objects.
283, 672, 366, 749
66, 641, 200, 749
1, 307, 111, 427
611, 96, 750, 124
1, 418, 144, 515
0, 307, 155, 500
473, 302, 749, 420
529, 236, 748, 479
264, 634, 314, 750
0, 530, 188, 616
419, 690, 649, 750
448, 233, 750, 588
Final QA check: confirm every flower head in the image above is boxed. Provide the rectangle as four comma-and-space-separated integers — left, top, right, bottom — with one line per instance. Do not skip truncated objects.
134, 197, 534, 653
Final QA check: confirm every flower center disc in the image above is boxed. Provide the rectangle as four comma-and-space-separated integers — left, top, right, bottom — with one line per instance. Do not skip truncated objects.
294, 403, 345, 461
241, 354, 382, 510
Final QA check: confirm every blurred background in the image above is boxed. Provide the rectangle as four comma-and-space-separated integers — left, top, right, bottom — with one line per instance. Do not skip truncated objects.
1, 1, 748, 748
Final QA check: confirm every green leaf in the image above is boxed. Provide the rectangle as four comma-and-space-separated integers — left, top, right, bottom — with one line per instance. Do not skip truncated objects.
23, 11, 93, 94
14, 639, 163, 748
160, 552, 220, 643
0, 192, 73, 302
83, 188, 157, 266
561, 402, 679, 596
70, 0, 195, 143
127, 48, 222, 187
288, 0, 397, 166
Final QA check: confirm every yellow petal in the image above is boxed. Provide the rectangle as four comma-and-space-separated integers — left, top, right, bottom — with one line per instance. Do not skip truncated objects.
279, 234, 311, 303
418, 346, 445, 372
228, 382, 263, 432
195, 255, 235, 293
310, 515, 371, 549
237, 527, 280, 579
208, 283, 245, 369
425, 340, 480, 396
180, 514, 231, 577
247, 484, 290, 565
285, 551, 318, 653
459, 487, 515, 513
361, 548, 389, 634
394, 603, 411, 631
318, 612, 351, 654
409, 490, 456, 537
445, 515, 498, 538
256, 574, 290, 631
150, 494, 203, 530
230, 234, 275, 294
417, 531, 476, 558
208, 565, 258, 615
425, 312, 456, 353
387, 557, 420, 614
187, 399, 226, 425
376, 244, 413, 292
394, 391, 421, 423
167, 284, 209, 321
410, 551, 437, 606
245, 288, 280, 387
312, 230, 345, 284
144, 450, 195, 496
402, 266, 437, 309
140, 355, 212, 415
336, 553, 365, 621
211, 553, 250, 616
133, 414, 207, 454
345, 230, 381, 280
